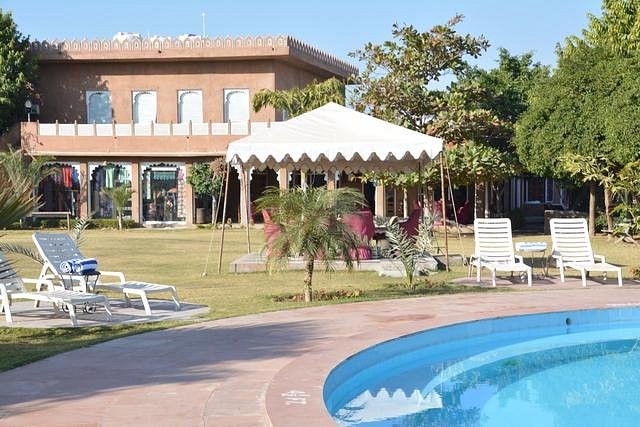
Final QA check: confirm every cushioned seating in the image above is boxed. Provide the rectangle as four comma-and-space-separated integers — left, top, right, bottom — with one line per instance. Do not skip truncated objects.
344, 209, 375, 260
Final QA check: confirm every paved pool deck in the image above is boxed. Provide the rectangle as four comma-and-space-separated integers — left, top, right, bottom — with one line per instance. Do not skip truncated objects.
1, 278, 640, 426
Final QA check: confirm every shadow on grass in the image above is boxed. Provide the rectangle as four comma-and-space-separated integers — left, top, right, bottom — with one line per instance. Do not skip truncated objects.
0, 319, 323, 417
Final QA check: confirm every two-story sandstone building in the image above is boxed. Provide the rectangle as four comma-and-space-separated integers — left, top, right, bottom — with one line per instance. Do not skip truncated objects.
13, 34, 356, 226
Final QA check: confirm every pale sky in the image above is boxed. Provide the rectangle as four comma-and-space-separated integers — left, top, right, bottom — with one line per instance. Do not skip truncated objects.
5, 0, 602, 70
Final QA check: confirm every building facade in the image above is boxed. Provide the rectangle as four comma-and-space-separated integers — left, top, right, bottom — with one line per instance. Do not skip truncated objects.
12, 35, 356, 226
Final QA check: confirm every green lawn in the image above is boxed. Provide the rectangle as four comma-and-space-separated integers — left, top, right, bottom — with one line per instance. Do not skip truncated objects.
1, 227, 639, 371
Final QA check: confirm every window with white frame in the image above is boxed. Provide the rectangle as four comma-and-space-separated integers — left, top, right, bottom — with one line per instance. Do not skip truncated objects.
223, 89, 249, 123
86, 91, 112, 124
132, 91, 157, 124
178, 90, 203, 123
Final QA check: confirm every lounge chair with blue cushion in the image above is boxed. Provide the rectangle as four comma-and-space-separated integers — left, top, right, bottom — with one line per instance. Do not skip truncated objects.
32, 232, 180, 315
0, 250, 111, 326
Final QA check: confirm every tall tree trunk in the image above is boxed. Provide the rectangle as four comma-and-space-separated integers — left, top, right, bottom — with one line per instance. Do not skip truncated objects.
484, 181, 490, 219
604, 185, 613, 232
117, 212, 123, 231
303, 258, 314, 302
473, 180, 479, 220
588, 181, 596, 237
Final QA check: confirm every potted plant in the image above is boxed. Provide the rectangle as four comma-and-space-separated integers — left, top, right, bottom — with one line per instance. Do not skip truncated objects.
187, 161, 224, 224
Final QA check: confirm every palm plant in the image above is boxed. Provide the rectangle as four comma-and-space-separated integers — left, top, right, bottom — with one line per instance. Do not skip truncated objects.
256, 187, 365, 302
253, 77, 345, 118
386, 222, 420, 289
101, 184, 134, 230
0, 150, 43, 262
0, 147, 56, 192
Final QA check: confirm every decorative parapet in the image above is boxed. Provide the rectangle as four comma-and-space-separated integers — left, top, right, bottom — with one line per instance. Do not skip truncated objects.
286, 36, 357, 77
31, 35, 357, 77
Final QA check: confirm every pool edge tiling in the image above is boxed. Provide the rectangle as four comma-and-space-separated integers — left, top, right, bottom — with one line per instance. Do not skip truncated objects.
265, 287, 640, 427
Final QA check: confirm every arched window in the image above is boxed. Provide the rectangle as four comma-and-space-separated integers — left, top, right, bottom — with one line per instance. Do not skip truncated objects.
132, 91, 157, 124
178, 90, 203, 123
223, 89, 249, 122
86, 91, 112, 124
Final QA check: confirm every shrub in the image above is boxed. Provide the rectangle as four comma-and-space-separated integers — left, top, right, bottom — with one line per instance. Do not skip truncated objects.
88, 219, 139, 230
595, 212, 608, 232
270, 288, 364, 302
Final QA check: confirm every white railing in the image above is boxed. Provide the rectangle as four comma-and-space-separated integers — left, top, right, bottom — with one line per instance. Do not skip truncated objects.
37, 121, 275, 137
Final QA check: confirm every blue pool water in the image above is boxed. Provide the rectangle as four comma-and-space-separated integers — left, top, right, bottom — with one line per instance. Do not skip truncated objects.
324, 308, 640, 426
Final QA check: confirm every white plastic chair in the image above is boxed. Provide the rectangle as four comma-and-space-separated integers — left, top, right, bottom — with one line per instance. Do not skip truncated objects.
33, 232, 180, 315
550, 218, 622, 287
0, 253, 111, 326
474, 218, 532, 287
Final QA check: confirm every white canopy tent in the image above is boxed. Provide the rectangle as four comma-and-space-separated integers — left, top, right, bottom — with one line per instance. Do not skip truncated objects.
225, 102, 443, 174
211, 103, 446, 273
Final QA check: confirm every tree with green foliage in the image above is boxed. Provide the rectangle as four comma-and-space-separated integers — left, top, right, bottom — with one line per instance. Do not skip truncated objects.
514, 44, 640, 229
256, 187, 364, 302
101, 185, 134, 231
461, 48, 550, 149
566, 0, 640, 56
350, 17, 516, 218
253, 77, 345, 118
350, 16, 496, 141
0, 9, 37, 133
559, 154, 617, 235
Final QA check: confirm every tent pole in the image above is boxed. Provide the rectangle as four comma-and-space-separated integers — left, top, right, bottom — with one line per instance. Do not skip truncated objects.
245, 169, 252, 254
202, 161, 227, 276
216, 162, 232, 273
440, 153, 450, 271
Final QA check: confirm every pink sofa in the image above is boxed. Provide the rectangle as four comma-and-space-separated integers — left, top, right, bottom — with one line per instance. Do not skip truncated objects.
343, 209, 375, 260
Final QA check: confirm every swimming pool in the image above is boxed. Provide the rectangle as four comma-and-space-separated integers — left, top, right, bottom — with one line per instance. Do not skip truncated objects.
324, 308, 640, 426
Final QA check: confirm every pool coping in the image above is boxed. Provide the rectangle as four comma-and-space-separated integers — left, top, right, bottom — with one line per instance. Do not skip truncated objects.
264, 286, 640, 426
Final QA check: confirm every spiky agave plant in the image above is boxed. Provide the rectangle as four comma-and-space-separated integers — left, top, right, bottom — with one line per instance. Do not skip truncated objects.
385, 222, 419, 290
256, 186, 365, 302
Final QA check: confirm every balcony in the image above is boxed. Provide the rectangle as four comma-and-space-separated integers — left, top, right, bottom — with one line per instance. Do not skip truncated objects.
19, 121, 278, 158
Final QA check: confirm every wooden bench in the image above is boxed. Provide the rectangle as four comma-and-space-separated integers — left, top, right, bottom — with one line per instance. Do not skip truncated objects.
30, 211, 71, 230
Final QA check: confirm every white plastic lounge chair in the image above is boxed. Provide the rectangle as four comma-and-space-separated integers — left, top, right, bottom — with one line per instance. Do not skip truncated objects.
474, 218, 532, 287
550, 218, 622, 287
32, 232, 181, 315
0, 252, 111, 326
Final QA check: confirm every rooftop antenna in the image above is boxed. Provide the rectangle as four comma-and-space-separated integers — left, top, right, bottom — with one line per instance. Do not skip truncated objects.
202, 12, 206, 38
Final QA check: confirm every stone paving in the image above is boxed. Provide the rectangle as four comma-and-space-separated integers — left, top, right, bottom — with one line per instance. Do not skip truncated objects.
1, 299, 209, 328
0, 278, 639, 426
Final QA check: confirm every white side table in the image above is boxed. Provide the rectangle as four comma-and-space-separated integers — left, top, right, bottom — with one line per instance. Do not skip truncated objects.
515, 242, 548, 277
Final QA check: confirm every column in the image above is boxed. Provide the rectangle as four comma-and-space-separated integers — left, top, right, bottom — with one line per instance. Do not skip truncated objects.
184, 161, 194, 225
374, 183, 385, 218
77, 161, 89, 219
326, 171, 336, 190
239, 168, 249, 226
278, 168, 288, 190
130, 162, 141, 223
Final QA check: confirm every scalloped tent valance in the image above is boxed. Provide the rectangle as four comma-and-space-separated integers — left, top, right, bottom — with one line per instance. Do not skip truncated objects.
225, 103, 443, 173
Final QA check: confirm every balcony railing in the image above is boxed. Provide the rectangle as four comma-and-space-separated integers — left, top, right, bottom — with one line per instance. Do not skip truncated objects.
36, 121, 277, 137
